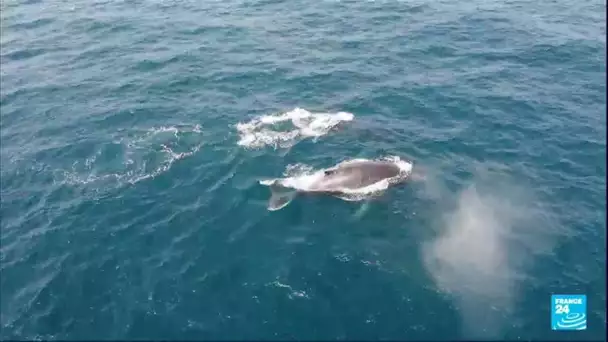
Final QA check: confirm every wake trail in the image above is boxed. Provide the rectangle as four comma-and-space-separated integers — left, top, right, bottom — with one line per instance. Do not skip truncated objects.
235, 107, 354, 149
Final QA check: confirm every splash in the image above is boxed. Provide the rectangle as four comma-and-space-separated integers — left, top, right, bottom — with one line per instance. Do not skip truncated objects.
420, 168, 557, 339
235, 107, 354, 149
266, 280, 310, 300
57, 124, 203, 189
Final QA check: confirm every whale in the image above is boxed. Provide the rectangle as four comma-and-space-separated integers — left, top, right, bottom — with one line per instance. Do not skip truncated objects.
259, 157, 413, 211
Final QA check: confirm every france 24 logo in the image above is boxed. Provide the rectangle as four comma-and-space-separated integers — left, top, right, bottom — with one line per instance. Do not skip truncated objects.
551, 294, 587, 330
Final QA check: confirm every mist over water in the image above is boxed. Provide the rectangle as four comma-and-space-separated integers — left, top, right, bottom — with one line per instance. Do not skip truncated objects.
421, 167, 559, 338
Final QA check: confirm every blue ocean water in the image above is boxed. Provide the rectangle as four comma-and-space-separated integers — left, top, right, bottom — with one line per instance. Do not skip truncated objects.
1, 0, 606, 340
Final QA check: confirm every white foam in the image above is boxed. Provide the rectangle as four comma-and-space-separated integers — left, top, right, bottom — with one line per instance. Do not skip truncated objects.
259, 156, 413, 200
236, 107, 354, 149
267, 280, 310, 300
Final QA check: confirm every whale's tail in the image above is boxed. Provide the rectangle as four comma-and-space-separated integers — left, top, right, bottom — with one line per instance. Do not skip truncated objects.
266, 181, 298, 211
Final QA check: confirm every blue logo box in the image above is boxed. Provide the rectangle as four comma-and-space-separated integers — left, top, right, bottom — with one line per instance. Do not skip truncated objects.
551, 294, 587, 330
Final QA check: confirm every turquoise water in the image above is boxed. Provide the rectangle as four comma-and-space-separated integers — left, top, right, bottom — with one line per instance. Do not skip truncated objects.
1, 0, 606, 340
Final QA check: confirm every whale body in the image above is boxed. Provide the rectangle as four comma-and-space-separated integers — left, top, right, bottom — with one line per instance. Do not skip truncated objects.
260, 157, 413, 211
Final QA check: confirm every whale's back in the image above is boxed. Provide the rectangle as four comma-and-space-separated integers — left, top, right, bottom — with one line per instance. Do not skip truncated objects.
312, 161, 401, 191
260, 156, 413, 210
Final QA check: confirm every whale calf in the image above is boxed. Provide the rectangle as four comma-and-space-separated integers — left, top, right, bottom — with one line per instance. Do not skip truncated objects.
260, 157, 413, 211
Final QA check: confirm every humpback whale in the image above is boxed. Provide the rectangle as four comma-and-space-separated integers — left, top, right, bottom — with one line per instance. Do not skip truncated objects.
260, 157, 413, 211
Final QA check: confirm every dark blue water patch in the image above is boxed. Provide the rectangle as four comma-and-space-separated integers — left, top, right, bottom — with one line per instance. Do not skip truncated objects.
4, 15, 54, 30
130, 55, 185, 74
1, 47, 49, 62
85, 19, 136, 38
261, 266, 441, 339
65, 41, 129, 66
86, 106, 172, 132
31, 140, 99, 168
515, 41, 605, 69
0, 83, 66, 109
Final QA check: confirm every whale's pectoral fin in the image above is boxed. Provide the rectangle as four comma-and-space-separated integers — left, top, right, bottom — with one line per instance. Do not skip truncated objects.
352, 201, 372, 220
267, 183, 297, 211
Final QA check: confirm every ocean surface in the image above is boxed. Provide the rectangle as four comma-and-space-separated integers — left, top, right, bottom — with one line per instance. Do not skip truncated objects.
1, 0, 606, 340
